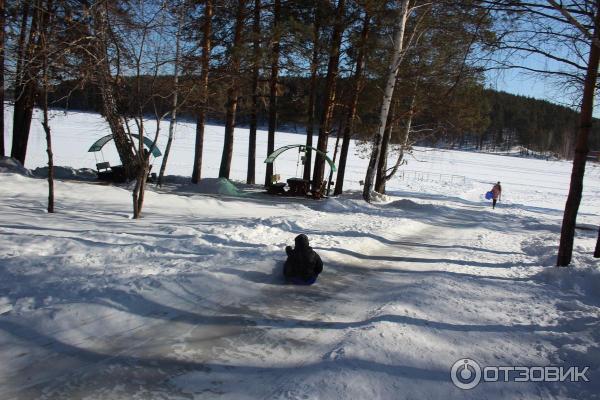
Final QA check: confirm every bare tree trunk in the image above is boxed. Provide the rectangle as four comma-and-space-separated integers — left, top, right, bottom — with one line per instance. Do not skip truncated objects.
11, 0, 41, 165
557, 5, 600, 266
264, 0, 281, 186
303, 2, 321, 181
192, 0, 212, 184
375, 105, 395, 194
334, 9, 370, 195
363, 0, 410, 202
133, 162, 150, 219
41, 87, 53, 213
40, 0, 53, 213
326, 116, 344, 195
312, 0, 345, 190
158, 5, 184, 187
15, 0, 30, 91
0, 0, 5, 157
247, 0, 260, 184
90, 1, 137, 179
219, 0, 246, 179
594, 226, 600, 258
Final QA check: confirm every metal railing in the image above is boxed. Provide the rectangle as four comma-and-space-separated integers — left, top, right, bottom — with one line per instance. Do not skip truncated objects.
396, 169, 467, 185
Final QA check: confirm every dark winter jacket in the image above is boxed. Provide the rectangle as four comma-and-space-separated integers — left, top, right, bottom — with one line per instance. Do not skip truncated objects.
284, 234, 323, 281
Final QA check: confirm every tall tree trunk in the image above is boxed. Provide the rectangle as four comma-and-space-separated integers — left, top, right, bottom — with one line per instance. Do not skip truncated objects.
132, 163, 150, 219
247, 0, 260, 184
192, 0, 212, 183
312, 0, 346, 190
363, 0, 410, 202
42, 97, 53, 214
11, 0, 41, 165
303, 2, 321, 181
264, 0, 281, 186
219, 0, 246, 179
334, 9, 370, 195
90, 1, 137, 178
375, 105, 395, 194
40, 0, 53, 213
556, 6, 600, 266
0, 0, 5, 157
158, 5, 184, 187
594, 226, 600, 258
15, 0, 30, 92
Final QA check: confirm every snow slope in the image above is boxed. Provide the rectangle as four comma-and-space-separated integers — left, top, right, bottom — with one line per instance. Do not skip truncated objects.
0, 109, 599, 399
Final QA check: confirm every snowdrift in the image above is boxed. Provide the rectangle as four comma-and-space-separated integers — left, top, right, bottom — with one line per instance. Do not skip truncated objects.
175, 177, 244, 197
0, 156, 32, 176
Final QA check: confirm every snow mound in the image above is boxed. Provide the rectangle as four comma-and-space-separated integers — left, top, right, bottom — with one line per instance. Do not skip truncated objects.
386, 198, 438, 213
534, 263, 600, 300
0, 156, 32, 176
32, 166, 98, 181
176, 178, 244, 196
319, 197, 375, 214
368, 190, 392, 203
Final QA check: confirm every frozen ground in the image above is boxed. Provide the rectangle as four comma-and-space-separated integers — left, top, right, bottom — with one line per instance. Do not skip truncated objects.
0, 109, 599, 399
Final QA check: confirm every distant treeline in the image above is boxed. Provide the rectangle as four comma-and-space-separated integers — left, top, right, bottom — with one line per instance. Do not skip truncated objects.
473, 90, 600, 157
47, 77, 600, 159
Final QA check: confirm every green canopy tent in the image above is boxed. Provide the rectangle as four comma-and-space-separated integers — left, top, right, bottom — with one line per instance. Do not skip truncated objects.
88, 134, 162, 157
264, 144, 336, 172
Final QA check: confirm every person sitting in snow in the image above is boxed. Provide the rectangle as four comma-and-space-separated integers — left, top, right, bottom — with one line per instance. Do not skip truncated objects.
491, 181, 502, 209
284, 234, 323, 285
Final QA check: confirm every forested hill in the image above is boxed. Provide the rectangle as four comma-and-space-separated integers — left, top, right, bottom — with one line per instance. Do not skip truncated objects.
47, 80, 599, 159
478, 89, 600, 157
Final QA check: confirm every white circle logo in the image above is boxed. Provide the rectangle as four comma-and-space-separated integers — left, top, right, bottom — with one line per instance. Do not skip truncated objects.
451, 358, 482, 390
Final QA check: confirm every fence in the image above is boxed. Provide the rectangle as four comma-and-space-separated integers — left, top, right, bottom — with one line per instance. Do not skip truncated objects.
396, 170, 467, 185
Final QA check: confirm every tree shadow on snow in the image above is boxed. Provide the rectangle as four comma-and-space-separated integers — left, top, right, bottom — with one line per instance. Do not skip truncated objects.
218, 261, 287, 285
316, 247, 538, 269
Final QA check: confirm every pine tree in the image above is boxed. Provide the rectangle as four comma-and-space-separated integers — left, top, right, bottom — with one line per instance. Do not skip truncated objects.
219, 0, 247, 179
192, 0, 213, 184
312, 0, 346, 191
247, 0, 261, 184
334, 5, 370, 195
265, 0, 281, 186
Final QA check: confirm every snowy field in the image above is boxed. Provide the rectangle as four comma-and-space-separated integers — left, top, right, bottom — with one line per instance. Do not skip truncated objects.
1, 108, 599, 399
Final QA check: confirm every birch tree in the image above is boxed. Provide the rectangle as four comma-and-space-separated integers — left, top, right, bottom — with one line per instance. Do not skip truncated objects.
362, 0, 410, 202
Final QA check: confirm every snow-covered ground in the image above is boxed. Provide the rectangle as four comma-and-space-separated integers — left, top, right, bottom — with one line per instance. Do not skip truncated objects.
1, 108, 599, 399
